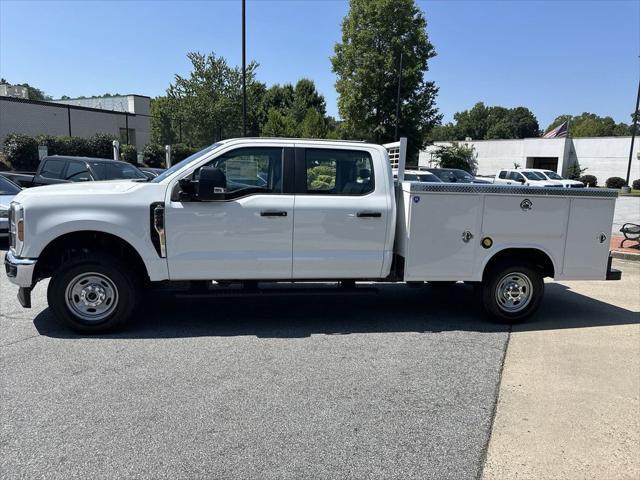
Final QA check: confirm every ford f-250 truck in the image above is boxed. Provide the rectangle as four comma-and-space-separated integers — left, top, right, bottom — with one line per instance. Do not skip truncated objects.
4, 138, 621, 333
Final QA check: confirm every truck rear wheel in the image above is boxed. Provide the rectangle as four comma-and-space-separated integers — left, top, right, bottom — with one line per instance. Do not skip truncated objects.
481, 261, 544, 323
47, 253, 139, 333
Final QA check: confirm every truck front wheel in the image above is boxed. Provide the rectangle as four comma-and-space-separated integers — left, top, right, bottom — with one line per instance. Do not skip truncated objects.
481, 261, 544, 323
47, 253, 139, 333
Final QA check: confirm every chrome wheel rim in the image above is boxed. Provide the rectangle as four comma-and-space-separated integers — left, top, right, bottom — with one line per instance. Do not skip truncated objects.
495, 272, 533, 313
65, 272, 119, 322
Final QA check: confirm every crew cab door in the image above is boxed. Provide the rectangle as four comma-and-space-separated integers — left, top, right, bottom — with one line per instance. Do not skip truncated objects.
292, 147, 391, 279
164, 146, 294, 280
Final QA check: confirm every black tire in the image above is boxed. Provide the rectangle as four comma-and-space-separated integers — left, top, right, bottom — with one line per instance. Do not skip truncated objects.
47, 253, 139, 333
481, 260, 544, 324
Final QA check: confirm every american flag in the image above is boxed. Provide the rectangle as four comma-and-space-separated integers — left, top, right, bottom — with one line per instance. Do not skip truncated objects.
543, 121, 568, 138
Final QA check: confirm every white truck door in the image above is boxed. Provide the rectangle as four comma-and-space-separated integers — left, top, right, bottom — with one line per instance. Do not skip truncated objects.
292, 147, 390, 279
164, 147, 294, 280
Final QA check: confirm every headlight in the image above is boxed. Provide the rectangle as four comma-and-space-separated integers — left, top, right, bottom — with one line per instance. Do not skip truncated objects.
9, 202, 24, 255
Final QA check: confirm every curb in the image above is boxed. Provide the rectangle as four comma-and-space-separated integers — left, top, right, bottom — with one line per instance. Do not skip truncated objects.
612, 250, 640, 262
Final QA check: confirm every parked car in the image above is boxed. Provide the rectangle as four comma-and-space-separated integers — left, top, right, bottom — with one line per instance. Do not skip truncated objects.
139, 167, 166, 180
520, 169, 584, 188
0, 156, 148, 188
393, 169, 443, 183
425, 168, 491, 184
0, 175, 22, 244
4, 138, 620, 334
494, 169, 561, 187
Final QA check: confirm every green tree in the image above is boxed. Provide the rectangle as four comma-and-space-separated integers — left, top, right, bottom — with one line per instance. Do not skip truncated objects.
331, 0, 441, 159
444, 102, 539, 140
432, 142, 477, 173
292, 79, 326, 122
545, 112, 633, 137
261, 108, 298, 137
299, 108, 328, 138
150, 96, 178, 145
167, 52, 263, 146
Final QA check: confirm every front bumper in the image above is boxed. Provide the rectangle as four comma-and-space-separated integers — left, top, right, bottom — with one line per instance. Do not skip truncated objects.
4, 250, 37, 288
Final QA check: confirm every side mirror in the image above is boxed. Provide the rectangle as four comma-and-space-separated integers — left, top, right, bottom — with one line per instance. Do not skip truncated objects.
197, 166, 227, 201
518, 178, 526, 184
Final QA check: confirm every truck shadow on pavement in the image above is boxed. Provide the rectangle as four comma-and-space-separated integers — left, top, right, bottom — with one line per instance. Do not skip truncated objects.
32, 282, 639, 340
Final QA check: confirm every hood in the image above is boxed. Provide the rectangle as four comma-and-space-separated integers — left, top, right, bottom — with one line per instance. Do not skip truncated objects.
15, 180, 141, 202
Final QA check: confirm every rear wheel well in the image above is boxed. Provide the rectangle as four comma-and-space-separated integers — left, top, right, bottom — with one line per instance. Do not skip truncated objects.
35, 231, 149, 283
483, 248, 555, 280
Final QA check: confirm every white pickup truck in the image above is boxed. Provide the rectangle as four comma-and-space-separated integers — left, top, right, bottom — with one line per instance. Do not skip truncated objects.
4, 137, 621, 333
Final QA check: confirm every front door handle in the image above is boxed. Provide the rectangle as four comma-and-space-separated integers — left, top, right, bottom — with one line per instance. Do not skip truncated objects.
260, 211, 287, 217
357, 211, 382, 218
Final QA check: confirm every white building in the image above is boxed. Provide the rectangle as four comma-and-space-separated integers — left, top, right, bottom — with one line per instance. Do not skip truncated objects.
420, 136, 640, 185
0, 94, 151, 149
0, 84, 28, 99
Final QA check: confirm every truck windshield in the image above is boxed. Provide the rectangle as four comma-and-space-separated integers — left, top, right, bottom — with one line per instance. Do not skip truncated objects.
151, 143, 223, 183
0, 176, 21, 195
544, 171, 563, 180
522, 171, 546, 180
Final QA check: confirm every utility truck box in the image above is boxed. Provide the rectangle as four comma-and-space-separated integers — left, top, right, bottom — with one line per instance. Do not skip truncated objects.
395, 182, 616, 282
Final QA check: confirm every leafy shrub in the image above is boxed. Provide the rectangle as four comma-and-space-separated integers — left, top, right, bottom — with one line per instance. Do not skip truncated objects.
35, 134, 66, 156
143, 144, 166, 168
171, 143, 199, 163
58, 136, 92, 157
605, 176, 626, 189
119, 144, 138, 165
566, 163, 587, 180
632, 179, 640, 190
579, 174, 597, 187
3, 133, 39, 171
88, 133, 118, 159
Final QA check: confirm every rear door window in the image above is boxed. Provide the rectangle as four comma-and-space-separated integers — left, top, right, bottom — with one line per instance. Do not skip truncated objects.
39, 159, 66, 179
498, 171, 507, 179
305, 149, 374, 195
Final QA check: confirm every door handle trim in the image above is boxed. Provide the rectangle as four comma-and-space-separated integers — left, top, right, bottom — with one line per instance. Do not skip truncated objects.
260, 211, 288, 217
356, 211, 382, 218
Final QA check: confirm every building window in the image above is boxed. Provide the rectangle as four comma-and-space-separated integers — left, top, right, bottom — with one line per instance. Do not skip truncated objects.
119, 128, 136, 145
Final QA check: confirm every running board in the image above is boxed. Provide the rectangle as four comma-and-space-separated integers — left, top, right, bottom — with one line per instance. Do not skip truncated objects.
173, 285, 379, 299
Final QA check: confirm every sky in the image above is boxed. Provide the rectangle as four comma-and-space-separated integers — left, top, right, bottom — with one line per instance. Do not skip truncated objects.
0, 0, 638, 129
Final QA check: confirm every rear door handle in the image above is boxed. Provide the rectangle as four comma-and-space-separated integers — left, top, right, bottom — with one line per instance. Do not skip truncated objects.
260, 211, 287, 217
356, 211, 382, 218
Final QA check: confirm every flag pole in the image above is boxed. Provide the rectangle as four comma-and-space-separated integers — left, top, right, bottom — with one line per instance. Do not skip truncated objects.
626, 78, 640, 186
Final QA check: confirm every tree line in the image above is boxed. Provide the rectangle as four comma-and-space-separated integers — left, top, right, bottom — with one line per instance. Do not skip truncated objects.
3, 0, 638, 164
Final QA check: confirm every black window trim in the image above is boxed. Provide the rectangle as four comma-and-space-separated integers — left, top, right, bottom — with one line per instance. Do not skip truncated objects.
294, 147, 375, 196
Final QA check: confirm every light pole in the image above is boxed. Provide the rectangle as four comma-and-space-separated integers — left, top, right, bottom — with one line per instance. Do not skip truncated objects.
242, 0, 247, 137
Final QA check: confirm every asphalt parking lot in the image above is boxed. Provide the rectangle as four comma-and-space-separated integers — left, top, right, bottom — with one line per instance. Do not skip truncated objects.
1, 255, 638, 479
